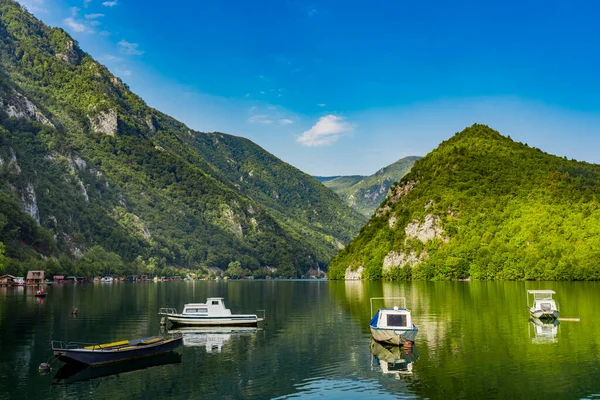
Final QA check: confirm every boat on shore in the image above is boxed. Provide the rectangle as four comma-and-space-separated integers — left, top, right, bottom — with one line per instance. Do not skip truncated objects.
159, 297, 263, 327
527, 290, 559, 320
51, 335, 182, 366
369, 297, 418, 346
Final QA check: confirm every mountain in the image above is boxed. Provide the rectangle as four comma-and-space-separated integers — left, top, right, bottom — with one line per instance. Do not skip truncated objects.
0, 0, 366, 278
319, 156, 420, 216
328, 124, 600, 281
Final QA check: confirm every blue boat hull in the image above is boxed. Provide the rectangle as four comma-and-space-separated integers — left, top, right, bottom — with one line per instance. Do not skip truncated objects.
53, 337, 182, 366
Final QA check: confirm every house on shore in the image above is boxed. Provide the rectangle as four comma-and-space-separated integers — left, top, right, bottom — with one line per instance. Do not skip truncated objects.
0, 275, 16, 286
26, 270, 45, 285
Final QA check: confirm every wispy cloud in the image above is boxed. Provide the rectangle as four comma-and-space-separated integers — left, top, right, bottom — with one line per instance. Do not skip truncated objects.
244, 93, 251, 98
70, 6, 80, 16
297, 115, 353, 146
118, 40, 144, 55
84, 0, 93, 6
102, 0, 118, 7
248, 115, 274, 125
63, 17, 94, 33
85, 13, 104, 19
308, 8, 318, 17
16, 0, 47, 13
101, 54, 122, 62
115, 68, 132, 77
317, 103, 326, 107
280, 119, 293, 125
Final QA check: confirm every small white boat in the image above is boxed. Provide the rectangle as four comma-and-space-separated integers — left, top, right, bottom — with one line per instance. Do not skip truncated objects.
369, 297, 418, 346
159, 298, 263, 327
100, 277, 114, 283
527, 290, 559, 320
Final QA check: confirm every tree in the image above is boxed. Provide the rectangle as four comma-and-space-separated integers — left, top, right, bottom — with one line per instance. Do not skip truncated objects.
225, 261, 243, 279
0, 242, 5, 275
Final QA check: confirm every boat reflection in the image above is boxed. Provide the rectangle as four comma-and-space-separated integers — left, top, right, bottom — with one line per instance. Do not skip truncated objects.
528, 318, 560, 344
370, 339, 418, 378
168, 327, 259, 353
52, 351, 182, 385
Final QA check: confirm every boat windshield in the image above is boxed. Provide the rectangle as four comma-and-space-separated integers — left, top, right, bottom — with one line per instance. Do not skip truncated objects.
387, 314, 407, 327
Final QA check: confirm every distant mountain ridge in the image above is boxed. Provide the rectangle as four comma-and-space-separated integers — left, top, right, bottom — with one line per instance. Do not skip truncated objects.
329, 124, 600, 281
0, 0, 366, 277
317, 156, 420, 216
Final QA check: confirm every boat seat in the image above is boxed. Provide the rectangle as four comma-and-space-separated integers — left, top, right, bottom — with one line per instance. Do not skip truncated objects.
84, 340, 129, 350
540, 303, 552, 311
137, 338, 163, 345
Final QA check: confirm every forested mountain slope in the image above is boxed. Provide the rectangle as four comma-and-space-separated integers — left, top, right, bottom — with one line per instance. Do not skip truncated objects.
320, 156, 420, 216
0, 0, 365, 277
329, 124, 600, 281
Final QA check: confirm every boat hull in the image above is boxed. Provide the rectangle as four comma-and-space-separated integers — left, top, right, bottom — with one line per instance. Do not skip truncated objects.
53, 337, 182, 366
166, 314, 262, 327
370, 325, 418, 346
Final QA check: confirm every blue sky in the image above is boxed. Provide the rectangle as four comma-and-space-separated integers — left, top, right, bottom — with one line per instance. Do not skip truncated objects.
16, 0, 600, 176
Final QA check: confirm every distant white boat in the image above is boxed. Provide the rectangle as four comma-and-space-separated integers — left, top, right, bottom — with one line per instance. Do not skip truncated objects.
527, 290, 559, 320
369, 297, 418, 346
100, 277, 114, 283
159, 298, 264, 327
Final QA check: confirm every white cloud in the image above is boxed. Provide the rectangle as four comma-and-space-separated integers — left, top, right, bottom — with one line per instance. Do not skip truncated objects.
115, 68, 132, 76
84, 0, 93, 6
280, 119, 293, 125
309, 8, 318, 17
297, 115, 353, 146
85, 13, 104, 19
101, 54, 122, 62
259, 91, 265, 94
70, 6, 80, 16
118, 40, 144, 55
317, 103, 326, 107
102, 0, 118, 6
244, 93, 250, 98
267, 105, 277, 110
248, 106, 258, 112
63, 17, 93, 33
16, 0, 47, 13
248, 115, 274, 125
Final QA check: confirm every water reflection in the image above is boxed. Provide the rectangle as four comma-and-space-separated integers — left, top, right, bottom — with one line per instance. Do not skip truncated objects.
370, 339, 418, 378
168, 327, 260, 353
52, 351, 182, 385
528, 318, 560, 344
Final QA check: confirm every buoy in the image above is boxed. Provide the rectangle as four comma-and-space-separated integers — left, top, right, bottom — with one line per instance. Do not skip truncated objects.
160, 317, 166, 326
39, 363, 52, 373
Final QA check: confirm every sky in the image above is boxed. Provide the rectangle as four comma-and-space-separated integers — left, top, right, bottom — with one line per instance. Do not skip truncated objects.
15, 0, 600, 176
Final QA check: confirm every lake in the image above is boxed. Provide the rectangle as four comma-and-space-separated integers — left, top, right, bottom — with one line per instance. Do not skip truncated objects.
0, 280, 599, 399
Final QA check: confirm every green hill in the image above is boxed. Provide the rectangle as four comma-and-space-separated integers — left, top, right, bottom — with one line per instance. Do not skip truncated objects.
320, 156, 420, 216
328, 124, 600, 281
0, 0, 365, 278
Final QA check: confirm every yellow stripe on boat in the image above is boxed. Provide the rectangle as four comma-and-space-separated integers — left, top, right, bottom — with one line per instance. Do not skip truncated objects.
138, 338, 162, 345
84, 340, 129, 350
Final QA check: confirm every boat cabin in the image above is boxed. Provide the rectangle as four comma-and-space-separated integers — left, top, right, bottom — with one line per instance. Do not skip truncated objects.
527, 290, 558, 312
373, 307, 414, 329
182, 298, 232, 317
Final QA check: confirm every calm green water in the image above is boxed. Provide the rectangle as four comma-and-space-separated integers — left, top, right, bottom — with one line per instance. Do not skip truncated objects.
0, 281, 599, 399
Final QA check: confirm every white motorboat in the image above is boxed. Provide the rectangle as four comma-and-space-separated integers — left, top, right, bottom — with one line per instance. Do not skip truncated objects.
159, 298, 264, 327
369, 297, 418, 346
527, 290, 559, 320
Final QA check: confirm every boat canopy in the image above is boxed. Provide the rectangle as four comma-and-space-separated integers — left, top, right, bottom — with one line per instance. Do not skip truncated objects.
527, 290, 555, 300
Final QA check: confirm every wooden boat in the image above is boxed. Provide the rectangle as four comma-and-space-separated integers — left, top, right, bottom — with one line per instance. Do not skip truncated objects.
527, 290, 559, 320
369, 297, 418, 346
53, 351, 182, 384
35, 290, 47, 297
159, 297, 263, 327
52, 335, 182, 366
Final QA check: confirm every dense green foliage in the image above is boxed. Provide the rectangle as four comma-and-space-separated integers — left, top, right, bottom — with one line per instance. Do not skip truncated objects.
320, 156, 419, 216
0, 0, 364, 278
329, 124, 600, 281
